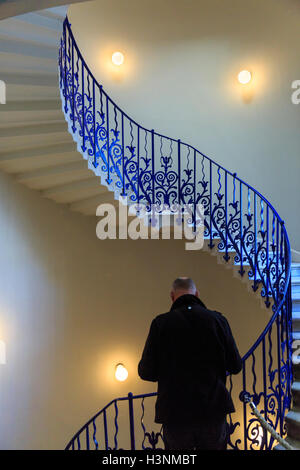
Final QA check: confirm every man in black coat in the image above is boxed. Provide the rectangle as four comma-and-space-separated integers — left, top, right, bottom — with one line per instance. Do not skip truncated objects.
138, 277, 242, 450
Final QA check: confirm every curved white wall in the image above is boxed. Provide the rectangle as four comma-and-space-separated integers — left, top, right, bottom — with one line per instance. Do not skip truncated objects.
68, 0, 300, 252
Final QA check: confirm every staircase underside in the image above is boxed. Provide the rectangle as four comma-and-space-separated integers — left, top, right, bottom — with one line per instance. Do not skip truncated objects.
0, 5, 116, 216
0, 1, 91, 21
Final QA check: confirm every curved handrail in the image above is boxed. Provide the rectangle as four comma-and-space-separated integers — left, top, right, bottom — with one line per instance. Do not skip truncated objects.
64, 392, 159, 450
59, 16, 293, 450
64, 16, 290, 224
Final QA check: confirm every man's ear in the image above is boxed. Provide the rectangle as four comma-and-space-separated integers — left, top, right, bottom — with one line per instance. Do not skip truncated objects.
195, 290, 199, 298
170, 291, 174, 302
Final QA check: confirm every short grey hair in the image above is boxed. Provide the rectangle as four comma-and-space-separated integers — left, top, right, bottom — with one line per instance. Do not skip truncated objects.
172, 277, 197, 294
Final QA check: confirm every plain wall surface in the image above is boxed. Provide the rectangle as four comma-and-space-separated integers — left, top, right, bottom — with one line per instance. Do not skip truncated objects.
68, 0, 300, 251
0, 170, 268, 449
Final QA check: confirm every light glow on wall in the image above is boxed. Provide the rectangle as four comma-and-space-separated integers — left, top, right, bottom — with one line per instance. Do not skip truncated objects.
0, 340, 6, 365
115, 363, 128, 381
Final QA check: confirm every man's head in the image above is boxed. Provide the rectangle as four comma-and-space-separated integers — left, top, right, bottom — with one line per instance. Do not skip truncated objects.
170, 277, 199, 303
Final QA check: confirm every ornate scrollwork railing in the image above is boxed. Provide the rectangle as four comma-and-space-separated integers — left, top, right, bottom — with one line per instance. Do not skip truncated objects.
239, 391, 295, 450
59, 16, 293, 450
65, 393, 165, 450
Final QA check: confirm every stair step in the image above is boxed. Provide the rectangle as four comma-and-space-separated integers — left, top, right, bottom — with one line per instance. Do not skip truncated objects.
0, 142, 75, 162
0, 130, 71, 153
274, 436, 300, 450
214, 248, 236, 254
0, 109, 62, 126
16, 160, 92, 189
70, 192, 117, 216
293, 363, 300, 381
43, 177, 107, 204
0, 17, 61, 46
293, 299, 300, 312
35, 6, 68, 21
1, 71, 58, 87
0, 99, 61, 112
291, 264, 300, 277
0, 99, 62, 124
285, 408, 300, 441
292, 382, 300, 408
292, 312, 300, 331
292, 278, 300, 297
286, 408, 300, 419
0, 36, 58, 60
0, 145, 80, 174
293, 293, 300, 303
0, 50, 57, 75
15, 12, 64, 33
0, 122, 67, 138
6, 83, 60, 101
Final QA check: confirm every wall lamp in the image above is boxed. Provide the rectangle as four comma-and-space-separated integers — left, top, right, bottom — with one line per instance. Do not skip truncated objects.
115, 363, 128, 381
238, 70, 252, 85
112, 52, 124, 66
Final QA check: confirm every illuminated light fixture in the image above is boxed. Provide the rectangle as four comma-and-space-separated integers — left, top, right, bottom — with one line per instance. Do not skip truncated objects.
0, 340, 6, 365
112, 51, 124, 66
238, 70, 252, 85
115, 363, 128, 381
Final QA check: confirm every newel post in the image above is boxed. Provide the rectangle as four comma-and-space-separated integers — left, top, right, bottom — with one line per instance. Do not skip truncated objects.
128, 392, 136, 450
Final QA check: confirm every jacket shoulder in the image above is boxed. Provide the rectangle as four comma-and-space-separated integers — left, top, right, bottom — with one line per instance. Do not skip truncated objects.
200, 306, 225, 319
196, 306, 231, 330
193, 304, 224, 320
152, 312, 170, 324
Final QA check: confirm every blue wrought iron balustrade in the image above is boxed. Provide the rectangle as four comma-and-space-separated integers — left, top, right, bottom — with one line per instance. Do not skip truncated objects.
59, 17, 293, 450
65, 392, 164, 450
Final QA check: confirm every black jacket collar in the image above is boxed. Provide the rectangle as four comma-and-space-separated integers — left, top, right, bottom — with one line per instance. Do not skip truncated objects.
170, 294, 206, 311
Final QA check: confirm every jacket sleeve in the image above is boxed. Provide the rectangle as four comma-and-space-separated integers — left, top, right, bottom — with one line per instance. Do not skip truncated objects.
220, 315, 243, 375
138, 319, 159, 382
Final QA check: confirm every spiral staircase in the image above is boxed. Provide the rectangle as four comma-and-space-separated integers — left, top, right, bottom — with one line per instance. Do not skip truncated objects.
0, 4, 116, 215
0, 3, 299, 450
